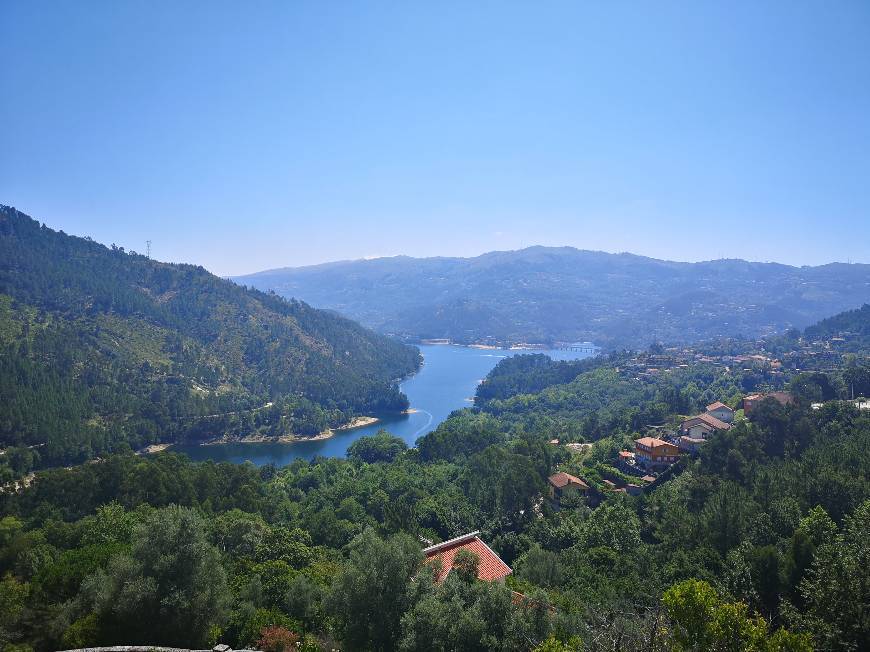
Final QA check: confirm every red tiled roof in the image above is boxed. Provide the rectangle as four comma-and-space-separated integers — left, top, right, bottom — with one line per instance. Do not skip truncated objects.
745, 391, 793, 406
423, 532, 512, 583
548, 471, 589, 490
706, 401, 732, 412
634, 436, 673, 449
682, 413, 730, 431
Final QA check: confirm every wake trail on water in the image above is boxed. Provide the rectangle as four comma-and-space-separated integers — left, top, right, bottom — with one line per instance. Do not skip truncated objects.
412, 409, 434, 438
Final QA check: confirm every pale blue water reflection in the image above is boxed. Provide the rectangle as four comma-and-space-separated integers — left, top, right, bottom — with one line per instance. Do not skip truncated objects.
171, 344, 595, 466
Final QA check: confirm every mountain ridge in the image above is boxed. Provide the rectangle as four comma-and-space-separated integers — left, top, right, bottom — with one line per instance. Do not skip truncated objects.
234, 247, 870, 349
239, 245, 864, 278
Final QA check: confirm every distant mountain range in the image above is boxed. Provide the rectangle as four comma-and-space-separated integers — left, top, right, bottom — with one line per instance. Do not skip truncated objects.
235, 247, 870, 349
0, 206, 420, 467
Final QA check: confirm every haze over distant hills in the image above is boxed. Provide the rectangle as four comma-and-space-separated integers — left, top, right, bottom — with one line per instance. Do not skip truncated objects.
235, 247, 870, 349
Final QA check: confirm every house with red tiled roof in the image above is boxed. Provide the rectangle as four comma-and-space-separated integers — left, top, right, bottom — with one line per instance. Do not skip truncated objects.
680, 413, 731, 439
423, 532, 512, 583
634, 436, 680, 471
705, 401, 735, 423
547, 471, 589, 501
743, 391, 793, 415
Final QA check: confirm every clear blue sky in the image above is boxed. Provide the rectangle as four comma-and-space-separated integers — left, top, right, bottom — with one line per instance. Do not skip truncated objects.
2, 1, 869, 276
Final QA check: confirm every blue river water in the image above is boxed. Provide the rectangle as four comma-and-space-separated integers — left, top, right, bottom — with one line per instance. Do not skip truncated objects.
171, 344, 595, 466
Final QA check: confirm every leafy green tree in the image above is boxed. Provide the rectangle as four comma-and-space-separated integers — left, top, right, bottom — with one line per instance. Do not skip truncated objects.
532, 636, 583, 652
80, 505, 228, 647
285, 574, 325, 633
464, 445, 544, 520
452, 548, 480, 584
700, 483, 754, 556
794, 500, 870, 650
327, 529, 422, 651
516, 544, 564, 589
400, 575, 552, 652
209, 508, 268, 557
0, 573, 30, 649
255, 526, 315, 568
747, 545, 782, 618
577, 502, 642, 555
663, 579, 810, 651
347, 431, 408, 464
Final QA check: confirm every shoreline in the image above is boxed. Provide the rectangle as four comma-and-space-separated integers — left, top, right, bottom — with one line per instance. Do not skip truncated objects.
417, 340, 598, 353
194, 413, 389, 447
137, 443, 173, 455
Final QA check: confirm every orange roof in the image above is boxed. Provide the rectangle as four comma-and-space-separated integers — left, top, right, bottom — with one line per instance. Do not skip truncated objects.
634, 436, 673, 449
706, 401, 732, 412
423, 532, 512, 583
548, 471, 589, 489
744, 391, 792, 403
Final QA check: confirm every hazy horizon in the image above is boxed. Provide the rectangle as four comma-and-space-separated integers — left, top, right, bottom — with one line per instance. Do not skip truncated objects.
3, 2, 869, 276
236, 243, 870, 279
5, 204, 870, 279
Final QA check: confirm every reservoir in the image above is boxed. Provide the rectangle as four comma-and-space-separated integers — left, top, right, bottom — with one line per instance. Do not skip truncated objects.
172, 344, 595, 466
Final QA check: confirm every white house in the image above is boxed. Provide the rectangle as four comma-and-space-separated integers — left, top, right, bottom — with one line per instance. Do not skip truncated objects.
705, 401, 735, 423
680, 413, 731, 439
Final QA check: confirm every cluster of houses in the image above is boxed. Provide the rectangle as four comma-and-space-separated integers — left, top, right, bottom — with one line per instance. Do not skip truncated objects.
420, 379, 827, 591
612, 400, 737, 474
544, 391, 797, 505
431, 394, 804, 585
625, 391, 793, 473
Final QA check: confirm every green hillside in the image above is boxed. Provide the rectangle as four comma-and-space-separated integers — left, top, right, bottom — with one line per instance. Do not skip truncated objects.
0, 206, 420, 468
803, 303, 870, 351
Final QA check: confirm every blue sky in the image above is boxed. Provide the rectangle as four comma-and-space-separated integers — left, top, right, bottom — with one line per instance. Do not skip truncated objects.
2, 1, 869, 276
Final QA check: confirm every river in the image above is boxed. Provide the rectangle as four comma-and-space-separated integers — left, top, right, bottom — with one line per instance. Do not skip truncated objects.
171, 344, 595, 466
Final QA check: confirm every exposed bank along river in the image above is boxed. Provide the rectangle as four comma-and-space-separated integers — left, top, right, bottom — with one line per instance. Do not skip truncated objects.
171, 344, 595, 466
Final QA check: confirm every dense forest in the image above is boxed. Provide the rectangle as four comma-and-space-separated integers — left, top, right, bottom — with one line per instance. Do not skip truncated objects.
235, 248, 870, 348
2, 216, 869, 650
2, 323, 868, 650
0, 206, 420, 472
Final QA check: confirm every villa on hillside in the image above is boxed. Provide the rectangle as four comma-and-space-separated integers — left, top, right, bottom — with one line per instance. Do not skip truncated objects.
705, 401, 735, 422
547, 471, 590, 502
634, 436, 680, 471
423, 532, 512, 583
680, 413, 731, 439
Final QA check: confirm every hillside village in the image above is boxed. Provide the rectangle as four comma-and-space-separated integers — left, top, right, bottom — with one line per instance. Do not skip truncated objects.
544, 391, 798, 504
4, 308, 868, 651
533, 318, 870, 507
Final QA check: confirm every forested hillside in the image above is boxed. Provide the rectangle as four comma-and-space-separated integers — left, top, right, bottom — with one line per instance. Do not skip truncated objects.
803, 304, 870, 352
3, 307, 869, 650
0, 206, 420, 471
1, 383, 867, 650
2, 218, 869, 652
235, 248, 870, 348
